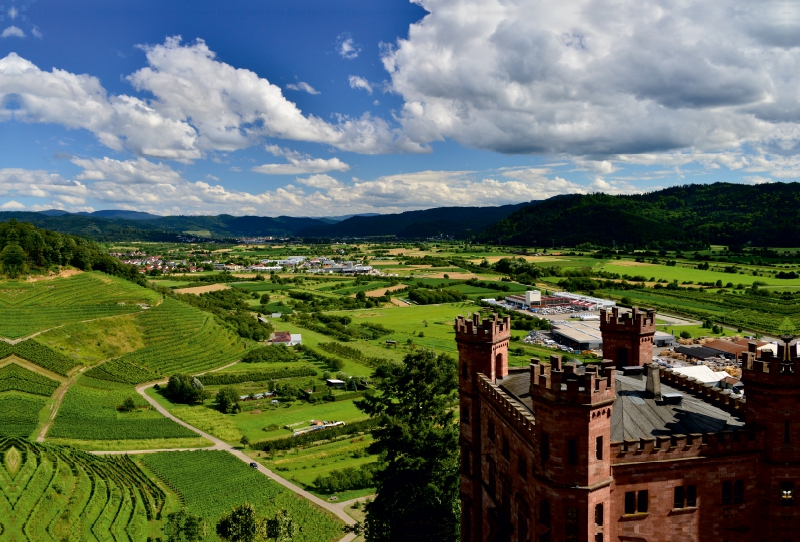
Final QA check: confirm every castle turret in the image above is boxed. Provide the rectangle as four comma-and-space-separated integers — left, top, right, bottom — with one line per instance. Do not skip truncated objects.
455, 313, 510, 542
529, 355, 615, 541
600, 306, 656, 368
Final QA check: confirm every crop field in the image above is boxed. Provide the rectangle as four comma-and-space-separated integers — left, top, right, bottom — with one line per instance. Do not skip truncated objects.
0, 437, 174, 542
258, 435, 377, 500
48, 376, 197, 441
94, 298, 251, 382
0, 363, 61, 396
0, 340, 81, 376
0, 272, 161, 339
597, 261, 800, 287
0, 393, 48, 438
141, 450, 343, 542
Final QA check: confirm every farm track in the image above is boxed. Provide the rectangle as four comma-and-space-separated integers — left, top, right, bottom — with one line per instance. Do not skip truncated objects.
36, 366, 87, 442
83, 359, 357, 540
0, 297, 164, 345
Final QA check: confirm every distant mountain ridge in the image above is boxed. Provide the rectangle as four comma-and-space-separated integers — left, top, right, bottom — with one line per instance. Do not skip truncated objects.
479, 182, 800, 247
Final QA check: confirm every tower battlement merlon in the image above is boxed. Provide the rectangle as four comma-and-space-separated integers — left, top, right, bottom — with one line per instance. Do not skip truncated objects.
530, 355, 616, 405
741, 340, 800, 386
454, 313, 511, 341
599, 306, 656, 333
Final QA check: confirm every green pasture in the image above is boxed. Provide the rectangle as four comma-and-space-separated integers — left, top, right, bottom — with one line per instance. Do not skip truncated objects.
235, 399, 368, 443
597, 261, 800, 286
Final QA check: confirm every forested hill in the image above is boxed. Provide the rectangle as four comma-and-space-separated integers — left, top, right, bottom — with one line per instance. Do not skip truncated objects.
296, 202, 532, 239
478, 183, 800, 248
0, 219, 143, 282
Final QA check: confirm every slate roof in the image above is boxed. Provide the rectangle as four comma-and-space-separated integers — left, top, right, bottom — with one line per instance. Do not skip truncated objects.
496, 370, 744, 443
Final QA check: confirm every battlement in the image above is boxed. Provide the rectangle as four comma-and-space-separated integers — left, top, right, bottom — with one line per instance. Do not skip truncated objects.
599, 306, 656, 333
741, 340, 800, 388
454, 313, 511, 343
658, 366, 746, 416
610, 426, 763, 465
529, 355, 616, 406
476, 373, 535, 436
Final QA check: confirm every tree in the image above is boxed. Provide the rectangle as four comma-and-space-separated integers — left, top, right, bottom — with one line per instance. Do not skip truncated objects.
117, 397, 137, 412
355, 350, 460, 542
216, 503, 263, 542
216, 387, 242, 414
1, 242, 28, 278
166, 509, 207, 542
265, 509, 298, 542
166, 374, 208, 404
240, 434, 251, 448
260, 294, 270, 305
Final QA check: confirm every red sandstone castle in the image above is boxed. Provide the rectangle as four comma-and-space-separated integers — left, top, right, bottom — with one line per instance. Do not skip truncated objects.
457, 307, 800, 542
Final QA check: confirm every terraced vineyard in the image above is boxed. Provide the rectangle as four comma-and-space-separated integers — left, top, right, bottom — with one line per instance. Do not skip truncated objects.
0, 394, 48, 438
0, 272, 161, 339
49, 376, 197, 441
0, 363, 60, 396
93, 298, 250, 383
142, 450, 343, 542
0, 340, 81, 376
0, 437, 172, 541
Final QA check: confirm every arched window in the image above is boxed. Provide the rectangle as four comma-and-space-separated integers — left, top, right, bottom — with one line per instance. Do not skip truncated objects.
594, 503, 604, 526
495, 352, 504, 374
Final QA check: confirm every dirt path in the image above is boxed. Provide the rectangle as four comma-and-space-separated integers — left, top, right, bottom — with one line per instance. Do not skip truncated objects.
0, 356, 67, 382
104, 379, 356, 537
36, 366, 87, 442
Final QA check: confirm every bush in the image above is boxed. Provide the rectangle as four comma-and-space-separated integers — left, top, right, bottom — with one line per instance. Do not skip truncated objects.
679, 331, 692, 339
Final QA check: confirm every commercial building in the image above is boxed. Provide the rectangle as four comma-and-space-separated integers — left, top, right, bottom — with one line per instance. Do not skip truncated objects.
457, 307, 800, 541
549, 318, 675, 351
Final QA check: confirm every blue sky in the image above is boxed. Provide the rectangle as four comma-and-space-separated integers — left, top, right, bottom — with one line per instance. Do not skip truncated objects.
0, 0, 797, 216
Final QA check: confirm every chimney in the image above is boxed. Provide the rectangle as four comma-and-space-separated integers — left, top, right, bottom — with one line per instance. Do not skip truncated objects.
646, 363, 662, 401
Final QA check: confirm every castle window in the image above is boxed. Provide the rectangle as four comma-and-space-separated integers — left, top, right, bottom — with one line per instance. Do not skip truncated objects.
539, 499, 551, 527
674, 486, 685, 509
541, 433, 550, 462
567, 439, 578, 465
625, 490, 648, 514
488, 421, 496, 442
502, 437, 510, 460
595, 535, 603, 542
594, 503, 604, 526
461, 406, 470, 425
733, 480, 744, 503
722, 481, 732, 505
518, 455, 528, 479
686, 485, 697, 507
596, 436, 603, 460
780, 481, 794, 506
565, 507, 578, 542
462, 363, 468, 379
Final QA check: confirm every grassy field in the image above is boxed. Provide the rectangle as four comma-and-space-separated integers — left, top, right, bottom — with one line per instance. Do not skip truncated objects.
598, 261, 800, 286
36, 314, 145, 366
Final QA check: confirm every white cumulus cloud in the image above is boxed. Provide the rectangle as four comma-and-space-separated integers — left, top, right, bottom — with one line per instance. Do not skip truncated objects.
337, 34, 361, 59
349, 75, 373, 94
253, 146, 350, 175
1, 26, 24, 38
0, 200, 24, 209
286, 81, 320, 95
383, 0, 800, 163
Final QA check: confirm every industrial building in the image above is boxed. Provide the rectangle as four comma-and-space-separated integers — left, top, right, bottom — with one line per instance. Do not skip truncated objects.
550, 319, 675, 351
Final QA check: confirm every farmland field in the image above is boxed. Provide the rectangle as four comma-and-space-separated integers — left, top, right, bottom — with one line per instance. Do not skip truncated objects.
141, 450, 344, 542
48, 376, 198, 442
0, 362, 61, 396
0, 393, 48, 438
0, 272, 161, 339
0, 437, 176, 542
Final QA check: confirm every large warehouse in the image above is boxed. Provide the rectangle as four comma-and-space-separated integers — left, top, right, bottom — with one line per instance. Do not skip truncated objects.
550, 319, 675, 351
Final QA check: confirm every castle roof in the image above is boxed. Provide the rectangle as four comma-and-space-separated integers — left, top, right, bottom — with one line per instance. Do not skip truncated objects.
497, 369, 744, 442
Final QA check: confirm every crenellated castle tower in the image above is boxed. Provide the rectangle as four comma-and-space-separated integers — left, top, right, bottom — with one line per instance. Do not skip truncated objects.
599, 307, 656, 368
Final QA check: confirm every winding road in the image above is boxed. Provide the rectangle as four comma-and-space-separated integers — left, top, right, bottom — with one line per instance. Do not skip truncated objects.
91, 379, 357, 540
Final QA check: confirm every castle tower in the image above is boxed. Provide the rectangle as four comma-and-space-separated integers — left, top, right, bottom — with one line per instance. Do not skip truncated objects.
741, 338, 800, 539
529, 355, 616, 542
600, 306, 656, 368
455, 313, 510, 542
